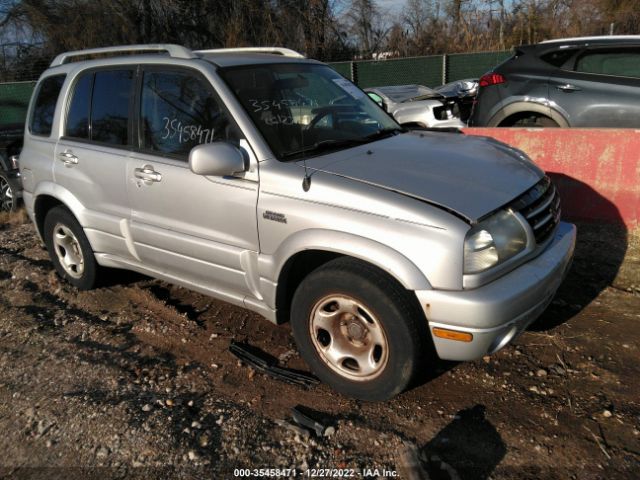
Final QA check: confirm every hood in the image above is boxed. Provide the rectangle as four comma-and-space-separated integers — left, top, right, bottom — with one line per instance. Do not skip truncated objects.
303, 131, 543, 222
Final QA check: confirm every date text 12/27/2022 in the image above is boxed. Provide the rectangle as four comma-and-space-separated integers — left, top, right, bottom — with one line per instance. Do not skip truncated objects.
233, 467, 399, 477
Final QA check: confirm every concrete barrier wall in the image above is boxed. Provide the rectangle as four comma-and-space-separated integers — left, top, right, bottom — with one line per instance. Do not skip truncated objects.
464, 128, 640, 229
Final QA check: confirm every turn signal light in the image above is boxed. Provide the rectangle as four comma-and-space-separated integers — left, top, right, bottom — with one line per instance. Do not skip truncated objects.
432, 327, 473, 343
479, 73, 506, 87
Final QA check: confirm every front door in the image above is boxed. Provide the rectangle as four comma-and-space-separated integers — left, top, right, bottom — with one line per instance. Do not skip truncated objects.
126, 67, 259, 300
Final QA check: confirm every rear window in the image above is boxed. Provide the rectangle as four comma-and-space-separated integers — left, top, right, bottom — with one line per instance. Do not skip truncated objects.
66, 73, 92, 139
30, 74, 66, 136
91, 70, 133, 145
575, 48, 640, 78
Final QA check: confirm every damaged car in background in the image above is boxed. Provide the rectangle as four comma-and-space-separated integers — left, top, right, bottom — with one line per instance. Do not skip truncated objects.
0, 123, 23, 212
434, 78, 478, 123
365, 84, 465, 129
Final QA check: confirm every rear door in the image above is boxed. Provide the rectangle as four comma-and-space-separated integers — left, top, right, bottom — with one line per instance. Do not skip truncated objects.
126, 66, 259, 299
548, 46, 640, 127
53, 68, 135, 260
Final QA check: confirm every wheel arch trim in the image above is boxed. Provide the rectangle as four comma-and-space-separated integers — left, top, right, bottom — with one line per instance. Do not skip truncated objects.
488, 101, 569, 127
260, 229, 432, 309
32, 182, 90, 241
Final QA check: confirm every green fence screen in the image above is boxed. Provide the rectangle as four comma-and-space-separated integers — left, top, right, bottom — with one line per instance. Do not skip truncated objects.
0, 81, 35, 127
446, 51, 511, 83
329, 49, 512, 88
355, 55, 443, 88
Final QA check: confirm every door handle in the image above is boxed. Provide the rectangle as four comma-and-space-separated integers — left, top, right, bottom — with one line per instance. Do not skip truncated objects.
57, 150, 78, 166
556, 84, 581, 92
134, 165, 162, 184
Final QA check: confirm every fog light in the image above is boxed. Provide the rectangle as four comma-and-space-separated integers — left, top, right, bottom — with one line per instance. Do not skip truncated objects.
432, 327, 473, 342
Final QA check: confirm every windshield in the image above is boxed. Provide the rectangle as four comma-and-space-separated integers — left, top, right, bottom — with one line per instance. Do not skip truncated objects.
219, 63, 400, 160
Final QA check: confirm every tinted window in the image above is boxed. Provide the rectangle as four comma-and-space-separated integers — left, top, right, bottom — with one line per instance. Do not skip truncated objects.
91, 70, 133, 145
540, 49, 578, 68
66, 73, 92, 139
30, 75, 65, 136
575, 49, 640, 78
140, 70, 241, 158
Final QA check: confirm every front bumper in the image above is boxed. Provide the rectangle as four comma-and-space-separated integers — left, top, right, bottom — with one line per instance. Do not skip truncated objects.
415, 221, 576, 361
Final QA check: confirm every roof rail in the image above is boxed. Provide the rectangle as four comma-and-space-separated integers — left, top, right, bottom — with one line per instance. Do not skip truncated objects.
540, 35, 640, 44
194, 47, 305, 58
50, 44, 195, 67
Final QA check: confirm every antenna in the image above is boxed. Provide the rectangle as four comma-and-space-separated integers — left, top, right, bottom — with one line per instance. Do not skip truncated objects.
298, 83, 311, 191
302, 161, 311, 191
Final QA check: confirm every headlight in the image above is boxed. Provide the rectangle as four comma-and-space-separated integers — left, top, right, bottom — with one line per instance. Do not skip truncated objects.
464, 209, 527, 274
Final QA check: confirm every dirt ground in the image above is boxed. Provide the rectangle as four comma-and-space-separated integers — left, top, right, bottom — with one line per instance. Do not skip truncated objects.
0, 210, 638, 480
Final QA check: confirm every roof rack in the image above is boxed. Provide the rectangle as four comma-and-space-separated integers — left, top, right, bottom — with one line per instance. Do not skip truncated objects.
540, 35, 640, 44
194, 47, 305, 58
50, 44, 195, 67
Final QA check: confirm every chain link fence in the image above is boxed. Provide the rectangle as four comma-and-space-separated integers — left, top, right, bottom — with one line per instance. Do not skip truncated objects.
329, 49, 511, 87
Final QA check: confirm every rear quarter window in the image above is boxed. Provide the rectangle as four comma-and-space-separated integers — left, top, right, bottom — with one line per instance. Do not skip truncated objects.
540, 49, 579, 68
30, 74, 66, 136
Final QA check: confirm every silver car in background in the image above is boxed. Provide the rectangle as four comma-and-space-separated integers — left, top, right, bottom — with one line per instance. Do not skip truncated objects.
19, 45, 575, 400
365, 84, 465, 129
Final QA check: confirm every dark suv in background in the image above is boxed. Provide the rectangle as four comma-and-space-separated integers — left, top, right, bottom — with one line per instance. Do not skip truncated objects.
470, 35, 640, 128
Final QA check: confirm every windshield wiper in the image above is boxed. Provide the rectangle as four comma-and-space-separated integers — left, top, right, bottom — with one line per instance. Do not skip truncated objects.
280, 128, 405, 160
364, 127, 406, 141
281, 138, 369, 160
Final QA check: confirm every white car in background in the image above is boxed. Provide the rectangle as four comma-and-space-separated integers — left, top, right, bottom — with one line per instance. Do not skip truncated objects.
365, 84, 465, 129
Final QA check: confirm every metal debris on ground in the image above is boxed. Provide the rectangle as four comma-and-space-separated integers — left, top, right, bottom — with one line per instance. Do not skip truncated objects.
290, 405, 335, 437
228, 341, 319, 388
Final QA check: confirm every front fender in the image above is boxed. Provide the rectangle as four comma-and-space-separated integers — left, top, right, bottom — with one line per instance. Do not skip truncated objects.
258, 228, 432, 310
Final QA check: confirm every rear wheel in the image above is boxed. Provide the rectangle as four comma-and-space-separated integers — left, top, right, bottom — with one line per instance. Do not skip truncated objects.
43, 206, 101, 290
0, 171, 17, 212
504, 113, 559, 128
290, 257, 428, 401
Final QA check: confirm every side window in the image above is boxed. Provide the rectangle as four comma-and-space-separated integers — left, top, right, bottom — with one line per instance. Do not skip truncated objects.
66, 73, 92, 139
140, 70, 241, 158
91, 70, 133, 145
575, 49, 640, 78
30, 74, 66, 136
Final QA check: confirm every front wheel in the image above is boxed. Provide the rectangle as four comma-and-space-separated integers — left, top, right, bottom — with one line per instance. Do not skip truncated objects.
290, 257, 429, 401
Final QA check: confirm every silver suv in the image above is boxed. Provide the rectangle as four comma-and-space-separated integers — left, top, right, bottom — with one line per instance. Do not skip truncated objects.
20, 44, 576, 400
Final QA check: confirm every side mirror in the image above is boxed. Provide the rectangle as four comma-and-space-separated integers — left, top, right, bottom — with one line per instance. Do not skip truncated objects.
367, 92, 385, 110
189, 142, 246, 177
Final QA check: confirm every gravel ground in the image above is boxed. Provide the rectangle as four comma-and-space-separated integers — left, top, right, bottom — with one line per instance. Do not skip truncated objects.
0, 211, 639, 480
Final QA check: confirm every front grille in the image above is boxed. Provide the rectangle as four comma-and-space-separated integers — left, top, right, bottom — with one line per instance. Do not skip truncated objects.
510, 176, 561, 244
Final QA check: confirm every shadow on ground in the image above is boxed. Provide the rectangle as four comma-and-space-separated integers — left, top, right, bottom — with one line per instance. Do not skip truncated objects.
531, 173, 628, 331
420, 404, 506, 480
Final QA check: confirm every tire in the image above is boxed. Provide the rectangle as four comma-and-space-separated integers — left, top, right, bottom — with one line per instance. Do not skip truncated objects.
43, 206, 100, 290
509, 113, 559, 128
0, 170, 18, 213
290, 257, 428, 401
